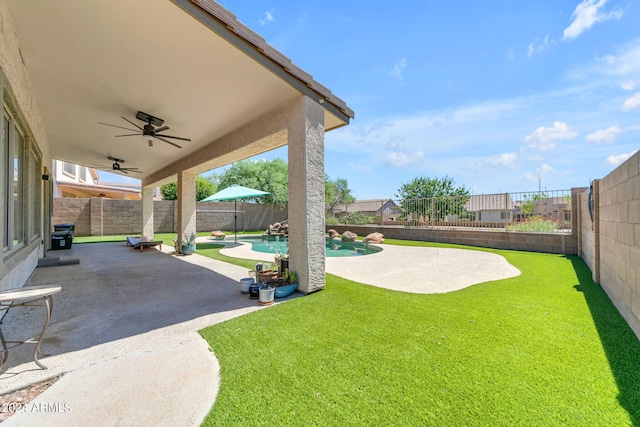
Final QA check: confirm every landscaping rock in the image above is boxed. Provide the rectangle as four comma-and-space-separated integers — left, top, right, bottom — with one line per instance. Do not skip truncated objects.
341, 231, 358, 242
364, 232, 384, 244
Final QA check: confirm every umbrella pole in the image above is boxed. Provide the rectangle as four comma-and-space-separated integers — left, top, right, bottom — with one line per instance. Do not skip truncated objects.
234, 199, 237, 244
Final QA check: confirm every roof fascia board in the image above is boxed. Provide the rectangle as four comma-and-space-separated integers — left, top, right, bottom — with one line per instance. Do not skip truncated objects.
172, 0, 353, 125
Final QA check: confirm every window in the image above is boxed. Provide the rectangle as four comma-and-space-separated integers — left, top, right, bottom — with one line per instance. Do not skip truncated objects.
79, 166, 87, 182
2, 114, 8, 250
3, 109, 24, 250
30, 151, 41, 239
63, 161, 75, 177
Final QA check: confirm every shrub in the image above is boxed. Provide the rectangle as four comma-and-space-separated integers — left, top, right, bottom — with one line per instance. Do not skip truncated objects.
342, 212, 372, 225
326, 216, 340, 225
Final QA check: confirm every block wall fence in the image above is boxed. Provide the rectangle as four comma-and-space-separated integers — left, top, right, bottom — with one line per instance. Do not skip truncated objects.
577, 151, 640, 340
53, 199, 287, 236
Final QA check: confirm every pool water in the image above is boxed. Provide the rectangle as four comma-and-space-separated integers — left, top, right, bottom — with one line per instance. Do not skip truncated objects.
238, 237, 382, 257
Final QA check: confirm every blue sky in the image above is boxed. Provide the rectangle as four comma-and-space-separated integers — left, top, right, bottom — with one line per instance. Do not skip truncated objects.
103, 0, 640, 199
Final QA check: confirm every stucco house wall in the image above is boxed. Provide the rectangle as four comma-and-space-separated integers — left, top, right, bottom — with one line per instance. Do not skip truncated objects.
0, 1, 51, 291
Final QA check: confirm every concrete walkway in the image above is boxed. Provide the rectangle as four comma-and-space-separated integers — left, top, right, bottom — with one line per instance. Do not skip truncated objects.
0, 241, 288, 426
219, 238, 521, 293
0, 237, 519, 426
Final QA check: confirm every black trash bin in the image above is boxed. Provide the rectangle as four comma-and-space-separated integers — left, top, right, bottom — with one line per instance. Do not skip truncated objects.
51, 231, 73, 250
54, 223, 75, 238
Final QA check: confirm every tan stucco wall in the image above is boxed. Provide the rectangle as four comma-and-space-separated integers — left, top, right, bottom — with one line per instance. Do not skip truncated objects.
578, 151, 640, 340
0, 2, 50, 291
0, 1, 49, 161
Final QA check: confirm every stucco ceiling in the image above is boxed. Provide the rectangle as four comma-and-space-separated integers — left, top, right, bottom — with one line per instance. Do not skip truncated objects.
5, 0, 351, 182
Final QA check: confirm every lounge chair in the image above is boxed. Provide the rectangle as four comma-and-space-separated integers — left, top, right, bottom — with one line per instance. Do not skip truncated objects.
126, 236, 162, 252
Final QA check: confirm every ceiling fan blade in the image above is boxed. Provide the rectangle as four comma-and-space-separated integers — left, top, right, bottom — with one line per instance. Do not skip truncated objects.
154, 126, 170, 133
98, 122, 139, 132
122, 168, 142, 173
155, 134, 191, 141
115, 133, 142, 137
155, 135, 182, 149
121, 116, 145, 132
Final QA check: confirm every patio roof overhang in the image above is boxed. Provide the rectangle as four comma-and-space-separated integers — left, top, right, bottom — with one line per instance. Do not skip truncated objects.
4, 0, 353, 184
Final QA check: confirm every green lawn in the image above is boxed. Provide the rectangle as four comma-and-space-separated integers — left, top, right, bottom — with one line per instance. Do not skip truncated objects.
197, 241, 640, 426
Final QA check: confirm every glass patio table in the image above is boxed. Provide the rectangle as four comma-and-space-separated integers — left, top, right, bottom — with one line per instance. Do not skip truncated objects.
0, 285, 62, 372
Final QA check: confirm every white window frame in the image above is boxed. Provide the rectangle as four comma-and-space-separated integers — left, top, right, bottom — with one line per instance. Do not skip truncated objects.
3, 107, 25, 252
63, 161, 76, 178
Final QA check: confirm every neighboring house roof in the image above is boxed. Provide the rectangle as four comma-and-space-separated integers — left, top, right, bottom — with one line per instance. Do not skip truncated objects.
57, 181, 141, 200
535, 197, 568, 206
333, 199, 400, 214
466, 194, 514, 212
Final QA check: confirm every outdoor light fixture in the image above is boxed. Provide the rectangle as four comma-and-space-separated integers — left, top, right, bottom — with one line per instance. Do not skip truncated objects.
143, 133, 154, 147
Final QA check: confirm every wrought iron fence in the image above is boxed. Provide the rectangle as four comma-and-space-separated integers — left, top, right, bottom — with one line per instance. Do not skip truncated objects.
328, 190, 572, 234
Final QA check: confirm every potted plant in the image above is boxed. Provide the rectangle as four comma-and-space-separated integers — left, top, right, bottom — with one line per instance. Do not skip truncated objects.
274, 270, 298, 298
258, 283, 275, 305
274, 248, 289, 273
181, 232, 197, 255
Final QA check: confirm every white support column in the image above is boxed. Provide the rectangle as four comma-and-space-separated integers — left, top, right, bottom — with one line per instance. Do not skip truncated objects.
142, 186, 154, 240
288, 97, 325, 294
177, 171, 197, 243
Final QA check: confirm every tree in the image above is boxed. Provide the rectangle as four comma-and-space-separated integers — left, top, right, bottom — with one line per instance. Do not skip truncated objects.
395, 176, 469, 220
520, 192, 548, 215
325, 175, 355, 212
214, 159, 355, 209
217, 159, 288, 206
160, 175, 217, 201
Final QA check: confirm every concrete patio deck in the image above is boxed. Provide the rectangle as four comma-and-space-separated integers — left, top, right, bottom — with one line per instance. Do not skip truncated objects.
0, 241, 279, 426
0, 237, 519, 425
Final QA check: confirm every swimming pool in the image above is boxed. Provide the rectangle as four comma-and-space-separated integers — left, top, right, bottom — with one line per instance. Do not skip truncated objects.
237, 236, 382, 257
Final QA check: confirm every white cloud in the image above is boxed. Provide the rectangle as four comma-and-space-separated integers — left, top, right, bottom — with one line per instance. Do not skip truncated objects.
581, 40, 640, 78
585, 125, 621, 144
621, 91, 640, 111
527, 35, 554, 59
524, 121, 577, 151
563, 0, 623, 40
537, 164, 555, 176
523, 164, 556, 181
621, 80, 638, 90
382, 150, 424, 168
259, 10, 275, 25
388, 58, 407, 81
605, 151, 638, 166
508, 48, 515, 61
471, 153, 518, 172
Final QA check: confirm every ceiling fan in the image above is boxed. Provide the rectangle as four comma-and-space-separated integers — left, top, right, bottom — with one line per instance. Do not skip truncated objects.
93, 156, 142, 174
98, 111, 190, 149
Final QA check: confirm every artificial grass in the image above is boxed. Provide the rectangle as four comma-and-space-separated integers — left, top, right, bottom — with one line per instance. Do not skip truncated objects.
198, 242, 640, 426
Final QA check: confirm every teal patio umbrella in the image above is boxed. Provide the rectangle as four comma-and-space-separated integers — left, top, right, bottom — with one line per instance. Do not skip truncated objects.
200, 185, 269, 243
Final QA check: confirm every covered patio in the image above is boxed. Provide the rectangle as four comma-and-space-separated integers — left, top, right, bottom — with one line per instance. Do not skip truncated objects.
0, 242, 281, 424
1, 0, 353, 294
